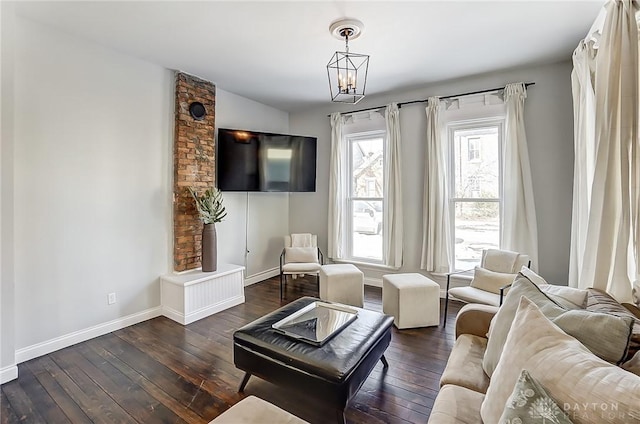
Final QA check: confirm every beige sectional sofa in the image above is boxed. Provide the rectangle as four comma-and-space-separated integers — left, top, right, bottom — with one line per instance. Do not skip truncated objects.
429, 275, 640, 424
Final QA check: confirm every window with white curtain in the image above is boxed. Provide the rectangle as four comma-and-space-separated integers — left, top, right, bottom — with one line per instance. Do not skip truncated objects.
447, 119, 504, 270
344, 130, 386, 263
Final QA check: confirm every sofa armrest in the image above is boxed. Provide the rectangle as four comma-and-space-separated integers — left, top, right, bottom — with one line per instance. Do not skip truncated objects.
455, 304, 499, 339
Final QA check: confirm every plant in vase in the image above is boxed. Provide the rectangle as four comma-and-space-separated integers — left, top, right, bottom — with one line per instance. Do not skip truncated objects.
189, 187, 227, 272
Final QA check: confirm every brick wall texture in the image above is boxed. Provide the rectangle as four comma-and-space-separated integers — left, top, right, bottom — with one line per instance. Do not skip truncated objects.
173, 72, 216, 272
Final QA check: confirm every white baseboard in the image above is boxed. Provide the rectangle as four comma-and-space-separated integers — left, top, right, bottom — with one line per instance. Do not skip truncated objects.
364, 276, 382, 288
162, 295, 245, 325
0, 365, 18, 384
244, 267, 279, 286
15, 307, 162, 364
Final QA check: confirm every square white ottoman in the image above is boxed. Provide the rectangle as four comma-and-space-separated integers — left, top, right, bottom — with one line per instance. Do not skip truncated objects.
383, 273, 440, 328
319, 264, 364, 307
210, 395, 307, 423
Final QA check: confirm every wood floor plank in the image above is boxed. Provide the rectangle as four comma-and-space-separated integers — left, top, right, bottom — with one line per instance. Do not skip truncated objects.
24, 360, 92, 424
32, 355, 131, 424
85, 338, 208, 424
1, 275, 463, 424
15, 363, 71, 423
0, 390, 21, 424
76, 341, 187, 424
95, 332, 224, 420
116, 324, 241, 403
1, 379, 47, 423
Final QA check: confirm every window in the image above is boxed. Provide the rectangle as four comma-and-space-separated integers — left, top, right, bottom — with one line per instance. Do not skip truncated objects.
448, 120, 503, 270
345, 131, 385, 263
468, 137, 481, 161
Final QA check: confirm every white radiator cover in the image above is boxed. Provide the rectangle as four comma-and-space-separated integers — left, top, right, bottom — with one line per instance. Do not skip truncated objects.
161, 264, 245, 325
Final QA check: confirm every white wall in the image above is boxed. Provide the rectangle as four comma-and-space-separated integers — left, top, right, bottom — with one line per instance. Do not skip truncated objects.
214, 88, 289, 280
13, 16, 174, 351
289, 61, 575, 286
4, 15, 291, 369
1, 1, 18, 383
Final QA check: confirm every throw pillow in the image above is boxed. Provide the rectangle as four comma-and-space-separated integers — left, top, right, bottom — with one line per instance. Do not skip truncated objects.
483, 275, 634, 376
499, 370, 573, 424
552, 310, 634, 365
519, 266, 589, 309
518, 266, 549, 287
481, 297, 640, 424
483, 275, 567, 376
470, 267, 516, 295
284, 247, 317, 263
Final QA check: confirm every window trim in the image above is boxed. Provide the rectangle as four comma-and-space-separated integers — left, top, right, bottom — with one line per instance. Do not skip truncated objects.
344, 129, 387, 265
447, 117, 505, 270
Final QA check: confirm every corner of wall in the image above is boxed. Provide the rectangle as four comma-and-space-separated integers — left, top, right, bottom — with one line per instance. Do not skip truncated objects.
0, 0, 17, 383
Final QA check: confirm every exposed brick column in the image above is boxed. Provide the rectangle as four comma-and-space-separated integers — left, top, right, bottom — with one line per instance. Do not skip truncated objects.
173, 72, 216, 272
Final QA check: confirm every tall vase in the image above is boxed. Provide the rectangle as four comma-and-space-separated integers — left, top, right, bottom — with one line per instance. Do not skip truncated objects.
202, 223, 217, 272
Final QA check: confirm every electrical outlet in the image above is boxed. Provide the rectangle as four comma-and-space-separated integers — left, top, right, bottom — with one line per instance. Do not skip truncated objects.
108, 292, 117, 305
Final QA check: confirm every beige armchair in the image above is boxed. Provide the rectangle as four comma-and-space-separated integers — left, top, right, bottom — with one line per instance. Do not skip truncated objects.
279, 234, 324, 300
443, 249, 530, 326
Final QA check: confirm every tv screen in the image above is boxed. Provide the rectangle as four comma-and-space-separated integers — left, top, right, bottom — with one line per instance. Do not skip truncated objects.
217, 128, 317, 192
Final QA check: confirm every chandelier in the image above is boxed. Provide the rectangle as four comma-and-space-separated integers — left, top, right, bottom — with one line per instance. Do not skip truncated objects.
326, 19, 369, 104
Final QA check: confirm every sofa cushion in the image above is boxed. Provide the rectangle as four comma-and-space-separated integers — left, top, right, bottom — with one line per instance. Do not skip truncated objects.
440, 334, 490, 394
481, 297, 640, 424
483, 275, 634, 376
499, 370, 572, 424
470, 267, 516, 295
427, 385, 484, 424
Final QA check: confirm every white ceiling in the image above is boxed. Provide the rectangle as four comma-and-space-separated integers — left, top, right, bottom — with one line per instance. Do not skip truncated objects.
15, 1, 604, 112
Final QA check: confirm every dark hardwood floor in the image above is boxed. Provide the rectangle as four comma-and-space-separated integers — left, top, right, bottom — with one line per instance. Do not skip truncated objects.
1, 275, 463, 424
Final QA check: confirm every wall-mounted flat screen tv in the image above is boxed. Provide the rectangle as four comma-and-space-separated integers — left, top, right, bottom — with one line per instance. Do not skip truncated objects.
217, 128, 317, 192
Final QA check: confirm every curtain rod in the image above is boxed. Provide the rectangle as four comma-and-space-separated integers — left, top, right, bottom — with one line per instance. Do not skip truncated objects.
328, 82, 536, 117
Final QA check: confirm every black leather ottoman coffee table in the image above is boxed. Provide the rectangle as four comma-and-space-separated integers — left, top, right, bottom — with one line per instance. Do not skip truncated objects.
233, 297, 394, 423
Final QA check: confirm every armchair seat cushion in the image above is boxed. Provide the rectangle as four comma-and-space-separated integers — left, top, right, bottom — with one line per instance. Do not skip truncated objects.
282, 263, 322, 273
448, 286, 500, 307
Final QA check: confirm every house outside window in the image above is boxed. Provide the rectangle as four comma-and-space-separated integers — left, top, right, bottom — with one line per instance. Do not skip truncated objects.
448, 120, 503, 270
345, 131, 385, 263
468, 137, 481, 161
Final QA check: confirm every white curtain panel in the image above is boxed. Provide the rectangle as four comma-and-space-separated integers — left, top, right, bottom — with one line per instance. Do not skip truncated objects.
577, 0, 639, 301
568, 40, 597, 287
383, 103, 404, 268
502, 83, 539, 270
328, 113, 345, 259
420, 97, 452, 272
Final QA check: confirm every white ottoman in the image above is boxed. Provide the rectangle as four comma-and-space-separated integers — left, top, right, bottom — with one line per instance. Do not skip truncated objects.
319, 264, 364, 307
210, 395, 307, 423
383, 273, 440, 328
